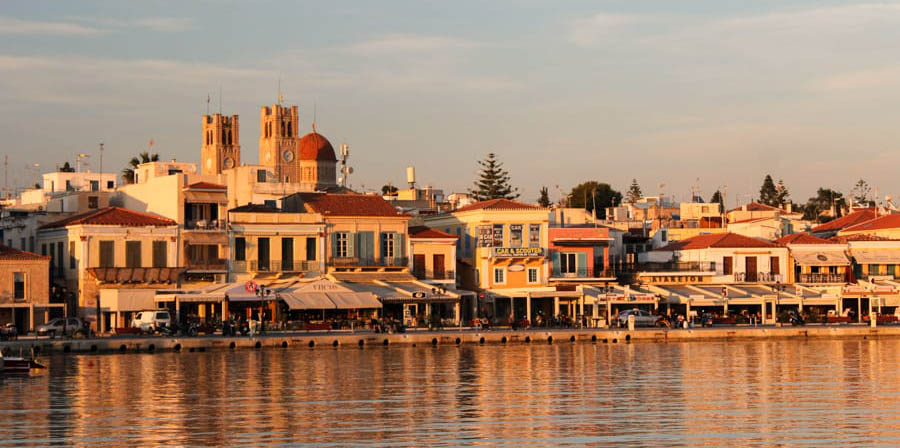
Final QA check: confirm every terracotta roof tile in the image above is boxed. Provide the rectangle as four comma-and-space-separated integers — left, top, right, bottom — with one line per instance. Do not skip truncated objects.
655, 233, 778, 251
828, 234, 895, 243
810, 209, 876, 233
775, 233, 832, 245
186, 181, 227, 190
228, 203, 280, 213
840, 213, 900, 233
454, 198, 544, 213
40, 207, 176, 229
409, 226, 458, 239
295, 193, 406, 217
0, 245, 49, 261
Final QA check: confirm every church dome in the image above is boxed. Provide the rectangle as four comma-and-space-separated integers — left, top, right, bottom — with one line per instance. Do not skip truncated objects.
298, 131, 337, 162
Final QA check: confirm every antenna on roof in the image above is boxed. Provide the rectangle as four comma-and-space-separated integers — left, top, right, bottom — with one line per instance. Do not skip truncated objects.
278, 78, 284, 105
312, 101, 317, 132
218, 86, 222, 115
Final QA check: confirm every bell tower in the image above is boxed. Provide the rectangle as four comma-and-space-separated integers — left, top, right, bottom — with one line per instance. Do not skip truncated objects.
259, 104, 300, 183
201, 114, 240, 175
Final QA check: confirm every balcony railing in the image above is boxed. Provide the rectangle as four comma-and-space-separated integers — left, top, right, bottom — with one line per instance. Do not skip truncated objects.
798, 273, 847, 284
551, 267, 616, 279
624, 262, 717, 273
733, 272, 783, 283
187, 258, 226, 271
184, 219, 226, 231
329, 257, 409, 267
414, 270, 456, 281
247, 259, 319, 273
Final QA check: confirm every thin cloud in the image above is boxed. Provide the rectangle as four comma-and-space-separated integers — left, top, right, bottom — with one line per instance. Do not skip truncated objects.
568, 13, 655, 47
0, 16, 107, 35
347, 34, 481, 55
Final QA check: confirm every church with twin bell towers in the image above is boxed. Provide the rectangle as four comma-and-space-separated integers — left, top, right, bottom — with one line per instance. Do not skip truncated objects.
202, 102, 339, 192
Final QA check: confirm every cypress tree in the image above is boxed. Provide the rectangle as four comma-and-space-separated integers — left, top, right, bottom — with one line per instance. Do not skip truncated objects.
758, 175, 779, 206
537, 186, 551, 207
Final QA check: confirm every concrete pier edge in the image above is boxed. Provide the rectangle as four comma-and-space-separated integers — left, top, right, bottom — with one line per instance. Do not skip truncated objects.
1, 325, 896, 355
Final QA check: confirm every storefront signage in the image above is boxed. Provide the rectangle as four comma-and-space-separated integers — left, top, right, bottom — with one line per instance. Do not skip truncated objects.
508, 264, 525, 272
478, 226, 493, 247
492, 247, 544, 258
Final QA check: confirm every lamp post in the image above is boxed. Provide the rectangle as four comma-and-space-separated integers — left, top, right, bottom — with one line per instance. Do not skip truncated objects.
773, 281, 786, 325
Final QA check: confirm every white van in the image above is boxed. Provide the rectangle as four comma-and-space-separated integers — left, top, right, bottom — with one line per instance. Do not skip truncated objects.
131, 310, 172, 332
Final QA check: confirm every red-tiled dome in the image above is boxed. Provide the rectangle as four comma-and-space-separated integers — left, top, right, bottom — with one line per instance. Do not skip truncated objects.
298, 132, 337, 162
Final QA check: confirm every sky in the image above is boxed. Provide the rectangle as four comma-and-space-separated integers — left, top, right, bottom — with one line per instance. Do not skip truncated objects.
2, 1, 900, 207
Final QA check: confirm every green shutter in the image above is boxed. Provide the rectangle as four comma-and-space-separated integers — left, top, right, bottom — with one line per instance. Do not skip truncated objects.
552, 252, 560, 276
577, 253, 587, 276
331, 233, 337, 257
395, 232, 405, 262
347, 232, 355, 258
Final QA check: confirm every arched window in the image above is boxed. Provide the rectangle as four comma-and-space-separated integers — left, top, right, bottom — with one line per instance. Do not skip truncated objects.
281, 121, 285, 136
287, 122, 292, 137
222, 128, 226, 143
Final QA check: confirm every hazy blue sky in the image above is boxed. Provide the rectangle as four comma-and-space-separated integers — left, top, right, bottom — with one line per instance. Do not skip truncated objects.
2, 1, 900, 206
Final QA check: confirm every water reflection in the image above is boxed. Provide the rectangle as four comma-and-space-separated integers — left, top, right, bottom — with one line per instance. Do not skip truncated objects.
1, 340, 900, 446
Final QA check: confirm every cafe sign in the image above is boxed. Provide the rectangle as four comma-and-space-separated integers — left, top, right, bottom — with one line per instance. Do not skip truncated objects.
492, 247, 544, 258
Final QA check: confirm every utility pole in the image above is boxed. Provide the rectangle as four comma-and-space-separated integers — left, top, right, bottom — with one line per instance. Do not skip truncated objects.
99, 142, 104, 191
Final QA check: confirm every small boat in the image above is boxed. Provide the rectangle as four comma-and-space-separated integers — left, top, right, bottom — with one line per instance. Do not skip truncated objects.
1, 356, 45, 375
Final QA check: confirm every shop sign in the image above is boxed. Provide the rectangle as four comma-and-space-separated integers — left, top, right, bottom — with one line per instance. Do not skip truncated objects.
478, 226, 493, 247
508, 264, 525, 272
492, 247, 544, 258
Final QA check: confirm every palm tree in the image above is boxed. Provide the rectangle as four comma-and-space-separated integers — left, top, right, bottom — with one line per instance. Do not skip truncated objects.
121, 152, 159, 184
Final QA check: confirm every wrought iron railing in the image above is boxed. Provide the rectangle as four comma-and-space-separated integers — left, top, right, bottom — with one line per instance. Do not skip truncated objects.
733, 272, 783, 283
551, 267, 616, 278
414, 270, 456, 281
624, 262, 716, 273
329, 257, 409, 267
798, 273, 847, 284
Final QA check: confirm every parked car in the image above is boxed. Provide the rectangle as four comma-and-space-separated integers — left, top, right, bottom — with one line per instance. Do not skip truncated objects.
615, 309, 664, 328
131, 310, 172, 332
0, 323, 17, 341
37, 317, 87, 338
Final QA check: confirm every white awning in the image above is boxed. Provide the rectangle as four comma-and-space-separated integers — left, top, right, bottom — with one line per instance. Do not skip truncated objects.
851, 249, 900, 264
280, 292, 336, 310
793, 250, 850, 266
327, 292, 382, 309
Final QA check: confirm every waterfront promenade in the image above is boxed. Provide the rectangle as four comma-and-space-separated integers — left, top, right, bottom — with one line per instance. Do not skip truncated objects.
2, 324, 899, 355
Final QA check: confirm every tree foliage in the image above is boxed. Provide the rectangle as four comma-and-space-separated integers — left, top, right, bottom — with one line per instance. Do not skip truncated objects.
121, 152, 159, 184
59, 161, 75, 173
568, 181, 621, 219
851, 179, 872, 206
802, 188, 845, 222
469, 153, 519, 201
381, 184, 398, 196
709, 190, 724, 205
758, 175, 779, 206
775, 179, 790, 207
537, 186, 551, 207
625, 179, 642, 204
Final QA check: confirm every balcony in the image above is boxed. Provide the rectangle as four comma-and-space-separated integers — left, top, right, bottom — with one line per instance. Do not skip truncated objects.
414, 270, 456, 281
624, 262, 717, 273
551, 267, 616, 280
184, 219, 226, 231
187, 258, 227, 272
329, 257, 409, 267
798, 273, 848, 284
247, 260, 320, 273
732, 272, 783, 283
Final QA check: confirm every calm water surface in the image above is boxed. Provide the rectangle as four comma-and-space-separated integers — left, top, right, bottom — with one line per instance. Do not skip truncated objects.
1, 338, 900, 446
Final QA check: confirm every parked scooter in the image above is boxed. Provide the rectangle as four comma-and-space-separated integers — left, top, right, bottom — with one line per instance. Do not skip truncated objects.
789, 310, 806, 326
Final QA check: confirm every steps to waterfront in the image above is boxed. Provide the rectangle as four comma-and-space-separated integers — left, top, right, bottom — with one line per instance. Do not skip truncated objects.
2, 325, 899, 355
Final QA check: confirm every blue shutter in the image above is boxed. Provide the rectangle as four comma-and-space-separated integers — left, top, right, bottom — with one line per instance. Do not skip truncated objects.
395, 233, 405, 263
552, 252, 560, 277
577, 253, 587, 277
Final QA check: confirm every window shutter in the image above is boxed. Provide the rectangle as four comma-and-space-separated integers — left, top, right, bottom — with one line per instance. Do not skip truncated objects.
395, 233, 405, 261
379, 232, 386, 261
552, 251, 560, 276
347, 232, 355, 258
330, 233, 337, 257
577, 253, 587, 275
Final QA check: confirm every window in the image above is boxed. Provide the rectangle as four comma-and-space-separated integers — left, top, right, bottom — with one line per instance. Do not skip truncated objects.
464, 233, 471, 256
88, 196, 99, 209
29, 236, 34, 253
13, 272, 25, 300
90, 180, 99, 192
770, 256, 780, 275
281, 238, 293, 271
41, 244, 46, 256
723, 256, 733, 275
529, 224, 541, 248
106, 180, 114, 189
306, 237, 316, 261
264, 200, 276, 208
559, 253, 577, 274
510, 224, 523, 247
869, 264, 880, 276
234, 238, 246, 261
99, 241, 115, 267
49, 243, 55, 271
527, 267, 539, 284
335, 232, 350, 258
257, 238, 270, 271
65, 180, 72, 191
69, 241, 75, 269
475, 268, 481, 286
381, 233, 395, 259
493, 267, 506, 284
126, 241, 142, 268
257, 169, 267, 183
152, 241, 167, 268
